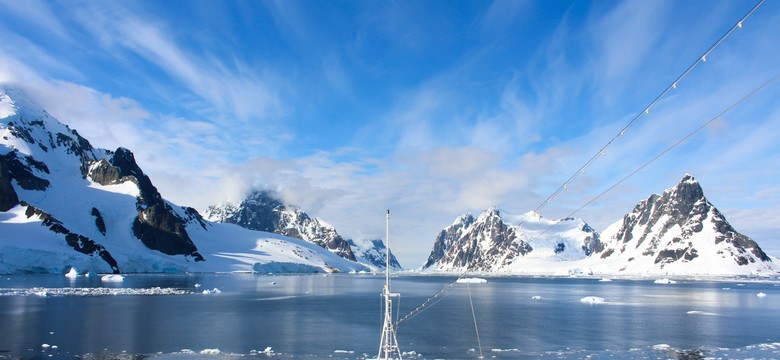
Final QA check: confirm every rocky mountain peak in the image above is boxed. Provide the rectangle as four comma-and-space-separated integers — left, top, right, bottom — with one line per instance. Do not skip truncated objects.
592, 174, 774, 274
205, 190, 357, 262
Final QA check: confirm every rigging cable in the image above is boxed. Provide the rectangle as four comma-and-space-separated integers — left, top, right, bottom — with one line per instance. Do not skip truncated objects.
466, 284, 484, 359
521, 72, 780, 244
515, 0, 766, 231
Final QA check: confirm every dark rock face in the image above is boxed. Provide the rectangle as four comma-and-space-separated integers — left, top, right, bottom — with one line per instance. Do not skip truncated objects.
0, 151, 50, 191
205, 190, 357, 261
91, 207, 106, 236
581, 223, 600, 256
0, 155, 20, 211
133, 204, 203, 260
23, 203, 119, 273
423, 208, 533, 271
90, 147, 204, 262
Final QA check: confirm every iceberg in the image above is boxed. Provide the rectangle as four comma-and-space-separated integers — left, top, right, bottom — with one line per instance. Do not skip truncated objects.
580, 296, 606, 304
654, 278, 677, 284
101, 274, 125, 282
456, 277, 488, 284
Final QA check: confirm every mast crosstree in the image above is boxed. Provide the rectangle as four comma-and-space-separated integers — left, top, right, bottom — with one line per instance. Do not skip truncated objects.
377, 209, 402, 360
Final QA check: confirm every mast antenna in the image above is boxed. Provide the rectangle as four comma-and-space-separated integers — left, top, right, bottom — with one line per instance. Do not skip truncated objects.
377, 209, 402, 360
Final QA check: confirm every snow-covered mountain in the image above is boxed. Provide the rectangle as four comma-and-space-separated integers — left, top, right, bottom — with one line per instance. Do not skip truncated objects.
422, 207, 600, 272
204, 190, 401, 270
586, 174, 778, 275
0, 84, 368, 274
347, 238, 402, 270
423, 175, 779, 276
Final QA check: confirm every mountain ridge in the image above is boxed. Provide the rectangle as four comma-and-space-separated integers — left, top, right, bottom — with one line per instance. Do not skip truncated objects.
422, 174, 778, 276
204, 190, 401, 270
0, 83, 369, 274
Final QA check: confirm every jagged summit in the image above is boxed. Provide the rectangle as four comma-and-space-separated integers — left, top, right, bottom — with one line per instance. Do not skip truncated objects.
205, 189, 358, 261
205, 189, 402, 269
422, 206, 598, 271
589, 174, 775, 275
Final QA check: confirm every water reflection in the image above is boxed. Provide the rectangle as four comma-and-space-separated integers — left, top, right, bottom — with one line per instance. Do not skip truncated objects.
0, 275, 778, 359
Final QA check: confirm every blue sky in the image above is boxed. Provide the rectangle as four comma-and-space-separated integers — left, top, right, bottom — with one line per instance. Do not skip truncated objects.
1, 0, 779, 267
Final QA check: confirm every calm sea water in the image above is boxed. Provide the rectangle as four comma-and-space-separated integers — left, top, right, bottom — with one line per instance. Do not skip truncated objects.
1, 274, 779, 359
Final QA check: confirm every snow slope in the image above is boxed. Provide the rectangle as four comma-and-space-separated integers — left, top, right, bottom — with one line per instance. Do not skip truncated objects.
0, 84, 368, 274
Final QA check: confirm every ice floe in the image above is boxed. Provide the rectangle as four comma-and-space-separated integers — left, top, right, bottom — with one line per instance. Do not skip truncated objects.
580, 296, 606, 304
202, 288, 222, 294
456, 277, 488, 284
101, 274, 125, 282
686, 310, 718, 316
0, 287, 192, 297
757, 292, 767, 298
599, 277, 612, 282
531, 295, 543, 300
654, 278, 677, 284
65, 268, 79, 278
199, 348, 221, 355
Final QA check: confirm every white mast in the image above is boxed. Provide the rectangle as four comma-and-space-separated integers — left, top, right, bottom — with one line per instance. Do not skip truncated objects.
377, 209, 402, 360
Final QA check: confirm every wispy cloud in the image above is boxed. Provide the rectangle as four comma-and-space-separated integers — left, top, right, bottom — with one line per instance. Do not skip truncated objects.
1, 0, 778, 267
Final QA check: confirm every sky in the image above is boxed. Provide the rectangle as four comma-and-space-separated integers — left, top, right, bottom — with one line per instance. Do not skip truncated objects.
1, 0, 779, 267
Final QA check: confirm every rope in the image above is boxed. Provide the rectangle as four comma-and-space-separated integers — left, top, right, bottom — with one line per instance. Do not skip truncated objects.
515, 0, 766, 231
396, 280, 457, 325
520, 72, 780, 244
466, 284, 484, 359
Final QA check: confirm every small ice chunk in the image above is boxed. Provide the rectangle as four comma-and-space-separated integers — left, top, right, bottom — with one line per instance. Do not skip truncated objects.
263, 347, 273, 354
334, 350, 354, 354
65, 268, 79, 278
51, 345, 58, 349
757, 292, 767, 298
654, 278, 677, 284
457, 277, 488, 284
202, 288, 222, 295
580, 296, 605, 304
200, 348, 221, 355
599, 278, 612, 282
194, 283, 202, 288
41, 344, 51, 349
101, 275, 124, 282
652, 344, 671, 351
531, 295, 543, 300
687, 310, 717, 316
